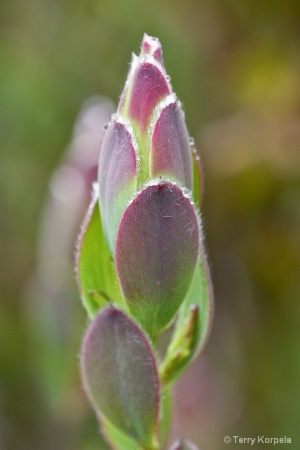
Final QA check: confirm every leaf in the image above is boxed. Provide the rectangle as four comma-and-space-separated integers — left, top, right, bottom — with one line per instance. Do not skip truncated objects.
81, 307, 160, 448
102, 388, 171, 450
116, 182, 200, 338
160, 249, 213, 385
158, 387, 172, 448
75, 186, 124, 317
102, 417, 143, 450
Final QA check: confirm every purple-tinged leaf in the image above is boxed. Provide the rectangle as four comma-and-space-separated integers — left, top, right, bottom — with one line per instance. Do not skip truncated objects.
150, 97, 193, 190
81, 307, 160, 448
116, 182, 200, 337
98, 117, 137, 252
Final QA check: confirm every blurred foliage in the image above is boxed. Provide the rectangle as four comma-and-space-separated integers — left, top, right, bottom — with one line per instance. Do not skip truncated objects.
1, 0, 300, 449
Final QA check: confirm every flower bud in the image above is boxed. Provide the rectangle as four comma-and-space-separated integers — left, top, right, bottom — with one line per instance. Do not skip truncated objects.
98, 34, 193, 253
96, 35, 202, 337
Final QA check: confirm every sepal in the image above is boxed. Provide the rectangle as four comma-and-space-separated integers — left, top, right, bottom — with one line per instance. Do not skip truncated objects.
98, 116, 138, 252
116, 181, 200, 337
75, 186, 124, 317
150, 96, 193, 190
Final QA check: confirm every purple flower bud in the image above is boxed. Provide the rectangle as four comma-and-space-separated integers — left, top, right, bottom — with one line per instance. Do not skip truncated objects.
98, 35, 194, 253
77, 35, 214, 449
95, 35, 212, 339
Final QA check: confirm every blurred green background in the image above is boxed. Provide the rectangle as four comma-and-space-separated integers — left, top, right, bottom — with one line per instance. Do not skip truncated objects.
1, 0, 300, 449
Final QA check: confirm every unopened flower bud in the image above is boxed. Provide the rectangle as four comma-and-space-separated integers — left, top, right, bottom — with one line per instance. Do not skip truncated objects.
97, 34, 200, 336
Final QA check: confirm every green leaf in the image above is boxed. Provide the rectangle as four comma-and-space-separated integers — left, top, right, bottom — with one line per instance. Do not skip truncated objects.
102, 417, 143, 450
102, 390, 171, 450
81, 307, 160, 448
160, 250, 213, 385
75, 186, 124, 317
158, 387, 172, 448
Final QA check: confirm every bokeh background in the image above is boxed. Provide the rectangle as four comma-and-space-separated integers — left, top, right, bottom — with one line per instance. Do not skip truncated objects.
1, 1, 300, 449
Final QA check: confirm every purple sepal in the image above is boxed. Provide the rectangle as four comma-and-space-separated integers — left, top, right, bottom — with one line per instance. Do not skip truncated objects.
98, 117, 137, 251
116, 182, 200, 337
128, 62, 171, 132
150, 98, 193, 190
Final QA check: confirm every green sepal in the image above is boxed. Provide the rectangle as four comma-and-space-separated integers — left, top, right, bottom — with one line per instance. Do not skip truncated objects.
75, 185, 124, 317
160, 250, 213, 385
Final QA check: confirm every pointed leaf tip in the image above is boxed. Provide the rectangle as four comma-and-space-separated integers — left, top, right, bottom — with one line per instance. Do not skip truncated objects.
81, 307, 160, 447
116, 182, 200, 337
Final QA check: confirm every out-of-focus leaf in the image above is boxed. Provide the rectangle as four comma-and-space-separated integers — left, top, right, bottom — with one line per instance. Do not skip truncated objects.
81, 306, 160, 448
116, 182, 200, 338
75, 186, 124, 317
160, 250, 213, 385
102, 416, 143, 450
158, 387, 172, 448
